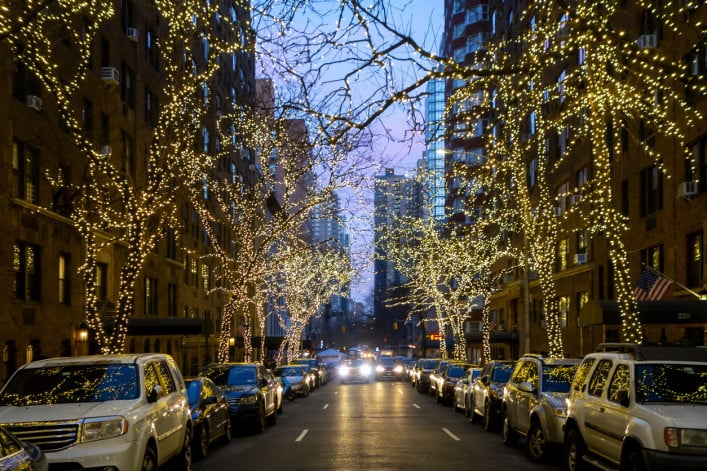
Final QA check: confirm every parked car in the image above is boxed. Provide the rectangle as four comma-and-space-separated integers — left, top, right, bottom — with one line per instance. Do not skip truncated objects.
265, 369, 283, 414
185, 377, 232, 459
0, 354, 192, 471
428, 360, 449, 396
375, 356, 405, 381
564, 343, 707, 471
436, 362, 479, 405
0, 425, 47, 471
291, 358, 324, 387
273, 365, 310, 400
502, 354, 580, 462
453, 367, 482, 415
199, 363, 279, 434
470, 360, 516, 431
415, 359, 441, 393
293, 363, 317, 391
339, 359, 374, 384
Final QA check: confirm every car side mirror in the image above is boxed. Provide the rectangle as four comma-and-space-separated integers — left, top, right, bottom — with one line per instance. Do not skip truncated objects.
617, 389, 630, 407
147, 385, 163, 403
481, 376, 490, 385
518, 381, 536, 394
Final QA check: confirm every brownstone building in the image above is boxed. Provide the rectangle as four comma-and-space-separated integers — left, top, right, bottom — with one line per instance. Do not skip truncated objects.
1, 0, 256, 382
444, 0, 707, 359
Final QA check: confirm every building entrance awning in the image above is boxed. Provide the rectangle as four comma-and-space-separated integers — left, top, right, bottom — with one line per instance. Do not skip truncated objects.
579, 300, 707, 326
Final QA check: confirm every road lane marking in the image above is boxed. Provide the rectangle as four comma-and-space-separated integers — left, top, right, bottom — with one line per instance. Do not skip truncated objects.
412, 403, 421, 409
443, 428, 461, 441
295, 429, 308, 442
323, 403, 329, 410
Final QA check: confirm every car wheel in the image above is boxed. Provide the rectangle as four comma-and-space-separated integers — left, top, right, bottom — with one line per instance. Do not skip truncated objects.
502, 412, 518, 446
170, 427, 192, 471
565, 427, 586, 471
141, 445, 157, 471
218, 419, 232, 446
526, 419, 547, 462
483, 401, 495, 432
621, 445, 646, 471
254, 405, 267, 434
194, 426, 208, 460
267, 406, 278, 426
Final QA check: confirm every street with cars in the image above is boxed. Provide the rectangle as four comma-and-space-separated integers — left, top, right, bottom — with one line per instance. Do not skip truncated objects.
1, 345, 707, 470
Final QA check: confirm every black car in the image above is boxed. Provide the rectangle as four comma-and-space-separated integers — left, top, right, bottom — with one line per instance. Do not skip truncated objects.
436, 362, 479, 405
415, 359, 441, 393
199, 363, 279, 433
186, 377, 232, 459
471, 360, 516, 431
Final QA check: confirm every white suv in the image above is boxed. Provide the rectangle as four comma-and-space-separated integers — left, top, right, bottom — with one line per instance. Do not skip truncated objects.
564, 343, 707, 471
0, 354, 192, 471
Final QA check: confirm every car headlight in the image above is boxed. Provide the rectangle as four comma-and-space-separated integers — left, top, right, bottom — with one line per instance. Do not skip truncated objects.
360, 365, 372, 375
393, 366, 403, 373
81, 416, 128, 442
339, 366, 349, 376
238, 394, 259, 405
665, 428, 707, 448
376, 365, 385, 373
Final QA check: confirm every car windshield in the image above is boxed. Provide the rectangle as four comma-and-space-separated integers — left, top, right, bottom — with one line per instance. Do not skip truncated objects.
378, 358, 395, 366
0, 364, 139, 405
541, 364, 578, 393
423, 360, 439, 369
201, 366, 257, 386
275, 367, 302, 377
492, 364, 514, 383
635, 363, 707, 404
447, 365, 465, 377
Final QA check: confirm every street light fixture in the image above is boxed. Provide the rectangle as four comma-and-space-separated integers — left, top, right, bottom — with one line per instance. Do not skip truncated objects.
77, 322, 89, 343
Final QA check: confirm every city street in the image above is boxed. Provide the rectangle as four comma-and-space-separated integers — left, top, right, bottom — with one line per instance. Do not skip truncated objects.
192, 378, 561, 470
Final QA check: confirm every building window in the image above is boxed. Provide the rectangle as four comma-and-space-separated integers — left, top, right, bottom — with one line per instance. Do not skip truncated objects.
12, 141, 39, 204
559, 296, 569, 328
168, 283, 178, 317
191, 258, 198, 287
639, 164, 663, 217
687, 231, 703, 288
96, 262, 108, 302
201, 263, 210, 290
145, 277, 158, 316
14, 242, 41, 301
145, 88, 158, 127
467, 5, 489, 23
640, 244, 664, 274
120, 62, 135, 107
59, 253, 70, 305
557, 238, 569, 271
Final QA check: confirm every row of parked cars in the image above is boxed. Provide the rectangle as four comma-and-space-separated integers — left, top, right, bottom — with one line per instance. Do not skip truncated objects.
0, 353, 331, 470
412, 343, 707, 471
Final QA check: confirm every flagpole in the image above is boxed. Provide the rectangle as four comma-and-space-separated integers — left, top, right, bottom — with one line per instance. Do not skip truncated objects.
644, 265, 704, 300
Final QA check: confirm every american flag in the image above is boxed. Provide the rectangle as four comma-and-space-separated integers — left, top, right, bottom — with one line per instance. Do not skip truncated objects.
633, 268, 673, 301
487, 320, 497, 331
237, 324, 248, 337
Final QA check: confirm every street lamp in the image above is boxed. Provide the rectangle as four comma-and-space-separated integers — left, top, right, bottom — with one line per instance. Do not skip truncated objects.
25, 345, 33, 364
77, 322, 89, 343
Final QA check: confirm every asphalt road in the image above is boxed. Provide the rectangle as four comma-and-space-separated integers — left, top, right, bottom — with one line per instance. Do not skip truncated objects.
192, 378, 562, 470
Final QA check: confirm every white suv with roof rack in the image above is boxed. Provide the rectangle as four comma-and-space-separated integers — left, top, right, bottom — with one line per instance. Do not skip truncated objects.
564, 343, 707, 471
0, 353, 192, 471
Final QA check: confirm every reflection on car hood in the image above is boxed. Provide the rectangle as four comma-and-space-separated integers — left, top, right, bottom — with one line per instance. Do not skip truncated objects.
637, 403, 707, 427
541, 392, 569, 409
221, 385, 258, 397
0, 401, 139, 422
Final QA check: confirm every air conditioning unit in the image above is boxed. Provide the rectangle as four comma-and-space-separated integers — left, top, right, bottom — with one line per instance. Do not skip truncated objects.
574, 253, 588, 264
25, 94, 42, 111
126, 28, 138, 41
678, 181, 698, 198
636, 34, 657, 48
100, 145, 112, 155
570, 194, 582, 205
553, 207, 563, 217
100, 66, 119, 85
